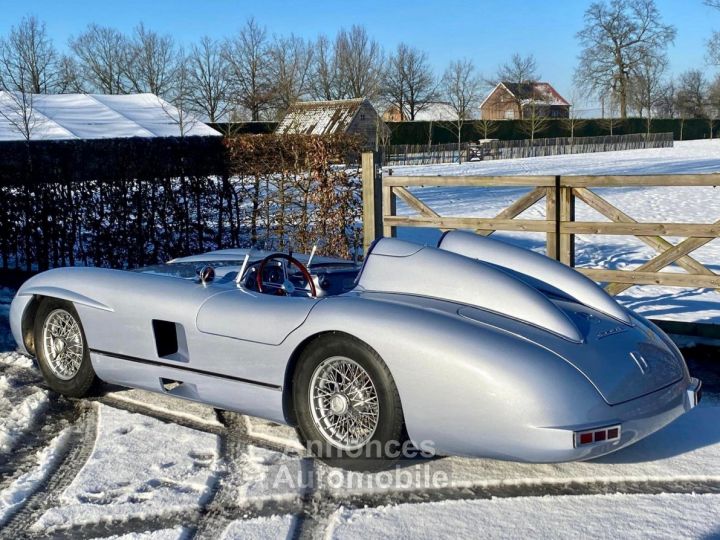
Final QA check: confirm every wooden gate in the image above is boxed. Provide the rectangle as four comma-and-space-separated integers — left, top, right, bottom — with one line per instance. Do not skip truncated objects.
361, 152, 720, 295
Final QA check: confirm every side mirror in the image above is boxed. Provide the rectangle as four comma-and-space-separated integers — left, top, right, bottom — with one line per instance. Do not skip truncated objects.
198, 265, 215, 285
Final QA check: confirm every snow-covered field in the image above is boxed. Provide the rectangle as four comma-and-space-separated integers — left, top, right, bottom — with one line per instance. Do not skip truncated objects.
1, 141, 720, 537
391, 139, 720, 323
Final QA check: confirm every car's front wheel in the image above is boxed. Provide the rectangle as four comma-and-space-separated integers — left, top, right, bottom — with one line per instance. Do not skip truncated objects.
34, 298, 98, 397
293, 334, 406, 470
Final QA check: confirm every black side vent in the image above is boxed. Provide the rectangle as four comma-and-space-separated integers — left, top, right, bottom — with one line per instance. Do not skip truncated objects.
152, 320, 179, 358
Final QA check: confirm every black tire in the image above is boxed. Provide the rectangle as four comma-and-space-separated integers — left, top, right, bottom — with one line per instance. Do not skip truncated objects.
293, 333, 406, 471
34, 298, 98, 398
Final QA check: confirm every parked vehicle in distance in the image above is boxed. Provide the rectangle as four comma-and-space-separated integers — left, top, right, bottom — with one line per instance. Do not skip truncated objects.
10, 231, 701, 468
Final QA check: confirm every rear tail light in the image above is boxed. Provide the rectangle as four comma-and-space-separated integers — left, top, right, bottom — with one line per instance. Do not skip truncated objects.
574, 425, 621, 447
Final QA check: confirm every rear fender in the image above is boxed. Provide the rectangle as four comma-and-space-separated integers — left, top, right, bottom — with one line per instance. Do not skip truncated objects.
289, 295, 605, 458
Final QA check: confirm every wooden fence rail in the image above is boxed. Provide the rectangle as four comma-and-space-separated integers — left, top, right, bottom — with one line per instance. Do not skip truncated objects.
361, 151, 720, 295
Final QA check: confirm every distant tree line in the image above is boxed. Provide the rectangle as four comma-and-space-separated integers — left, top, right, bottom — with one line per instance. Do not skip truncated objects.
0, 15, 462, 127
1, 0, 720, 139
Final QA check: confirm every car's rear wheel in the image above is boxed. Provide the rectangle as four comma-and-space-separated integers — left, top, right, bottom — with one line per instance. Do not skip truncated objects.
34, 298, 98, 397
293, 334, 406, 471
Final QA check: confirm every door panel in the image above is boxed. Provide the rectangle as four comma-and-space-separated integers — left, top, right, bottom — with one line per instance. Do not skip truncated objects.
196, 289, 320, 345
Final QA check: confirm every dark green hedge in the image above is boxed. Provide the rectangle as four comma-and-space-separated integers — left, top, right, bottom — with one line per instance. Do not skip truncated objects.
0, 136, 228, 185
386, 118, 717, 145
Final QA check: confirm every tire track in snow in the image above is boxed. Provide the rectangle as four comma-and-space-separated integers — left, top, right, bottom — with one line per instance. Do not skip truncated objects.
91, 392, 226, 437
0, 397, 76, 502
31, 510, 197, 540
189, 410, 247, 540
1, 401, 98, 538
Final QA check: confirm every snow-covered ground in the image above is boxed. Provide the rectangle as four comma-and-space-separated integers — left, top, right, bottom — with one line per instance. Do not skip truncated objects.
0, 350, 718, 538
328, 493, 720, 539
32, 405, 219, 534
391, 139, 720, 323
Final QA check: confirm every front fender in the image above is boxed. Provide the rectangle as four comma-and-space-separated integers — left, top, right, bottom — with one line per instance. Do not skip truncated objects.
11, 268, 117, 354
16, 285, 113, 312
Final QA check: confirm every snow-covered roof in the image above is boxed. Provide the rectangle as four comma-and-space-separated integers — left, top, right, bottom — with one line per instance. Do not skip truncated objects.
275, 98, 367, 135
412, 102, 457, 121
0, 92, 221, 141
480, 82, 571, 110
501, 82, 570, 107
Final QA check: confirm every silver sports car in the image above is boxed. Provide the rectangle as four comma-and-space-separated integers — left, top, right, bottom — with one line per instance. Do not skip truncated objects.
9, 231, 701, 466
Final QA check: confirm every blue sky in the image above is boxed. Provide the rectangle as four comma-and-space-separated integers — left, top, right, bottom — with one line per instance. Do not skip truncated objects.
0, 0, 717, 108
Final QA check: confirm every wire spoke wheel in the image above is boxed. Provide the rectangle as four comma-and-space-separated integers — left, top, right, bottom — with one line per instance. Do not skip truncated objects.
41, 308, 84, 381
309, 356, 380, 451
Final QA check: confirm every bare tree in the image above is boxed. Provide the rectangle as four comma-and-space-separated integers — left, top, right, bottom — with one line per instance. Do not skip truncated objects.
187, 36, 231, 123
575, 0, 676, 119
477, 118, 498, 140
70, 24, 129, 94
629, 54, 668, 134
223, 18, 273, 121
563, 88, 588, 138
495, 53, 540, 83
440, 59, 483, 161
707, 32, 720, 66
160, 50, 197, 137
706, 75, 720, 138
268, 34, 314, 117
56, 55, 84, 93
0, 16, 60, 140
124, 23, 177, 97
383, 44, 407, 120
309, 34, 342, 100
383, 43, 437, 120
0, 15, 60, 94
399, 43, 437, 119
600, 91, 622, 134
675, 69, 708, 119
704, 1, 720, 65
334, 25, 383, 99
519, 90, 550, 141
0, 90, 41, 141
655, 79, 677, 118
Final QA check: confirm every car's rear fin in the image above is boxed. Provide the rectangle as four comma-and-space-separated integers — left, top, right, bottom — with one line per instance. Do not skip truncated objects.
356, 238, 582, 342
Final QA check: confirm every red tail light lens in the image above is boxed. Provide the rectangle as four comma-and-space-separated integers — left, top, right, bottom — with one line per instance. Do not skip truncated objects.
574, 425, 621, 447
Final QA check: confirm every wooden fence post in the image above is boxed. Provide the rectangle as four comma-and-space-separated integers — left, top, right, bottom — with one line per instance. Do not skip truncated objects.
559, 181, 575, 266
546, 185, 558, 260
362, 151, 383, 253
382, 181, 396, 238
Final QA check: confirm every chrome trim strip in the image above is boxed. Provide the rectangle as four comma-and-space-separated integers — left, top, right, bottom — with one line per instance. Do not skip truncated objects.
89, 348, 282, 391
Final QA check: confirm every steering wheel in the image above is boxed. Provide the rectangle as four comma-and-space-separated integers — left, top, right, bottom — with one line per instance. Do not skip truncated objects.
256, 253, 317, 297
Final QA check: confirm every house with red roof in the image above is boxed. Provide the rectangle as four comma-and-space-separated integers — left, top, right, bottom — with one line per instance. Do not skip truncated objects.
480, 82, 570, 120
